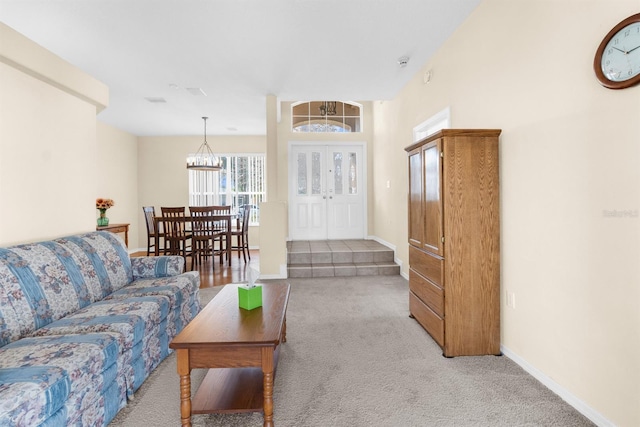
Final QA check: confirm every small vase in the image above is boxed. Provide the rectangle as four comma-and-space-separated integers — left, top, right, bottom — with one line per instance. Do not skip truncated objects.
97, 209, 109, 226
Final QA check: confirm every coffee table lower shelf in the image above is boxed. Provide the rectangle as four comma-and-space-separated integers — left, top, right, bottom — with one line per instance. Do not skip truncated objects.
191, 346, 281, 414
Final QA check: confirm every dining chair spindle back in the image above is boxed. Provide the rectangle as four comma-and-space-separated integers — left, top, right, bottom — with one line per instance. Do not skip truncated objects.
231, 204, 252, 263
160, 207, 191, 260
188, 206, 223, 271
143, 206, 164, 256
210, 205, 231, 264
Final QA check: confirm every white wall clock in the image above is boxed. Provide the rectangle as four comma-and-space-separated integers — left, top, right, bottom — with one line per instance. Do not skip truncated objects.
594, 13, 640, 89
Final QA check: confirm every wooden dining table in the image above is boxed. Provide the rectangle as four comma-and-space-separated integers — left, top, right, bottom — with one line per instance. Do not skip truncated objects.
153, 215, 234, 263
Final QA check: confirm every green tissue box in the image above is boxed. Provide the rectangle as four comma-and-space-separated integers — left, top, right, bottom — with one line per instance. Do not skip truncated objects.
238, 284, 262, 310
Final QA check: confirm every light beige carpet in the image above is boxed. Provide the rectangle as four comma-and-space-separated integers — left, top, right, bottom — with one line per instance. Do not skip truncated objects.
110, 276, 594, 427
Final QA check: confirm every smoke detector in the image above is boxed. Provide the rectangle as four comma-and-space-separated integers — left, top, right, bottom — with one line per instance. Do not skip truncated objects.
397, 56, 410, 68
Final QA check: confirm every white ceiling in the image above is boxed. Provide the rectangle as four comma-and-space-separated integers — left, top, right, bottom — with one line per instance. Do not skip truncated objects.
0, 0, 481, 136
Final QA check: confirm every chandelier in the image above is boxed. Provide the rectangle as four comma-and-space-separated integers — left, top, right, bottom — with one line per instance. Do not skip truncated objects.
318, 101, 337, 116
186, 117, 221, 171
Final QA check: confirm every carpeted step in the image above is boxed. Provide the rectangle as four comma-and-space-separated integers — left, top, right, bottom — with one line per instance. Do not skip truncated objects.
286, 240, 400, 278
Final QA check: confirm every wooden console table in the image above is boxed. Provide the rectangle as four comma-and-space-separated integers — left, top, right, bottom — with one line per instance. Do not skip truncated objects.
170, 282, 290, 426
96, 223, 129, 247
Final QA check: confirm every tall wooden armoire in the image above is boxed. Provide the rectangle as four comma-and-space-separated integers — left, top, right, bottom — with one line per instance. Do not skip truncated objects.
405, 129, 501, 357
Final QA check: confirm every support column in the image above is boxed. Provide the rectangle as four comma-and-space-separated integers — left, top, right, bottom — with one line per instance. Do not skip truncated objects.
259, 95, 288, 278
265, 94, 278, 201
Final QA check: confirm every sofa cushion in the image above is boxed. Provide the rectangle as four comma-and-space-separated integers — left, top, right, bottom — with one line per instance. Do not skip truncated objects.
0, 333, 126, 427
0, 242, 91, 341
30, 296, 169, 351
29, 296, 172, 397
0, 285, 21, 347
0, 366, 70, 426
131, 256, 185, 280
105, 272, 200, 339
123, 320, 170, 394
54, 232, 132, 301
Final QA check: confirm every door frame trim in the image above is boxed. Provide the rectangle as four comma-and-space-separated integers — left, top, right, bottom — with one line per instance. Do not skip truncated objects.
287, 141, 368, 241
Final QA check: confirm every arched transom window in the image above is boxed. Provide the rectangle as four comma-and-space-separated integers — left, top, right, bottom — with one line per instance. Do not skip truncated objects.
292, 101, 362, 133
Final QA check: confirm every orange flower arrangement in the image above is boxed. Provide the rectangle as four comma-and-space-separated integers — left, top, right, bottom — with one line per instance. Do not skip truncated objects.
96, 198, 115, 210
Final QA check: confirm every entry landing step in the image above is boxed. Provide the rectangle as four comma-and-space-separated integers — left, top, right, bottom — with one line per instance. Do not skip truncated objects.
287, 240, 400, 278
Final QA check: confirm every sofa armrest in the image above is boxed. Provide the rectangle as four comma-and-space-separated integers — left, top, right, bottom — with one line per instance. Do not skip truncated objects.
131, 256, 185, 279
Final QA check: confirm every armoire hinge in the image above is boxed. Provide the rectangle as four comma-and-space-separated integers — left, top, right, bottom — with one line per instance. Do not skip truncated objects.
441, 236, 445, 243
440, 151, 444, 157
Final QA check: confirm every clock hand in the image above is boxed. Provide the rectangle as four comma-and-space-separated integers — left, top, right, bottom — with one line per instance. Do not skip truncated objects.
612, 46, 628, 54
627, 44, 640, 54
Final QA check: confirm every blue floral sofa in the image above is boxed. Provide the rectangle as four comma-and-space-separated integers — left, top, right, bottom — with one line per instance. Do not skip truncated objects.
0, 231, 200, 426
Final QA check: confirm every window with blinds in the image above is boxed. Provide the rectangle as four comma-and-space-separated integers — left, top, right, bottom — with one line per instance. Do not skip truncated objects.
187, 154, 265, 225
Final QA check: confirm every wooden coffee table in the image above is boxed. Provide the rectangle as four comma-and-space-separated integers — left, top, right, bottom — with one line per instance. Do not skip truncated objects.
169, 282, 290, 427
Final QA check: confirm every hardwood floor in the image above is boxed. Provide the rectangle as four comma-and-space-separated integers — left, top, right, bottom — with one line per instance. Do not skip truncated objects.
132, 250, 260, 288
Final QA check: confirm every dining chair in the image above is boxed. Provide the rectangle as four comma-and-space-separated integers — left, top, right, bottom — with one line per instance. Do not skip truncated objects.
230, 204, 251, 263
142, 206, 164, 256
160, 207, 191, 261
210, 205, 231, 264
188, 206, 223, 271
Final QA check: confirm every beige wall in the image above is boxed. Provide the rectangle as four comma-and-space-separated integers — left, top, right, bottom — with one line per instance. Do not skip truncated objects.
136, 135, 266, 252
96, 122, 140, 249
0, 23, 108, 245
372, 1, 640, 426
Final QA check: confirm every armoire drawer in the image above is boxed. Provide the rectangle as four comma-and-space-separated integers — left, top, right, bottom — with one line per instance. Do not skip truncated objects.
409, 269, 444, 317
409, 291, 444, 347
409, 246, 444, 287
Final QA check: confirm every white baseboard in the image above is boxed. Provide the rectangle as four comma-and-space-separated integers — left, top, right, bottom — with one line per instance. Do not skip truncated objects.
500, 346, 613, 427
368, 235, 406, 279
368, 235, 396, 251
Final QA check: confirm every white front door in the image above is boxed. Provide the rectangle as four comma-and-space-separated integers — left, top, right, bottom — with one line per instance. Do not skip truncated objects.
289, 143, 366, 240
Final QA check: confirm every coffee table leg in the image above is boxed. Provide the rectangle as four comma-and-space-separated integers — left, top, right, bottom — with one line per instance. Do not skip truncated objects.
176, 349, 192, 426
282, 317, 287, 343
262, 348, 275, 427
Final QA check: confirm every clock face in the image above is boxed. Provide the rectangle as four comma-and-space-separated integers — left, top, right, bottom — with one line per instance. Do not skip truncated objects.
595, 13, 640, 89
601, 22, 640, 81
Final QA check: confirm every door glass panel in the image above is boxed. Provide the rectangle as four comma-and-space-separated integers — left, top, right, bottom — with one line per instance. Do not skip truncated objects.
349, 152, 357, 194
312, 152, 321, 195
297, 153, 307, 195
333, 152, 343, 195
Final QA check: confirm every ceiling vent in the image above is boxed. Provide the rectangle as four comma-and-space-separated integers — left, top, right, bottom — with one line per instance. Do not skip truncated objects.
145, 97, 167, 103
186, 87, 207, 96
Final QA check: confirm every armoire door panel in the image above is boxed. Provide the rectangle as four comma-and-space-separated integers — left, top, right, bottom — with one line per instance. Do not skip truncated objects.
407, 148, 424, 248
422, 140, 443, 256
